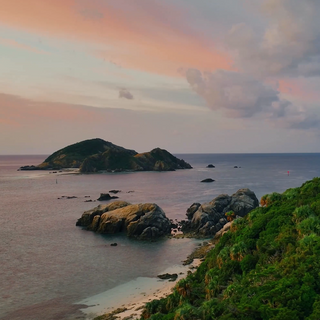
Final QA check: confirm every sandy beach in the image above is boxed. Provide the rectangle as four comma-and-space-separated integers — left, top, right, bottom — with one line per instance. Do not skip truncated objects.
77, 259, 202, 320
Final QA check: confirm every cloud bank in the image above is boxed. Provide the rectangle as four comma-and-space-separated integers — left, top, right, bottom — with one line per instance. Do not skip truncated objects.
227, 0, 320, 78
184, 0, 320, 132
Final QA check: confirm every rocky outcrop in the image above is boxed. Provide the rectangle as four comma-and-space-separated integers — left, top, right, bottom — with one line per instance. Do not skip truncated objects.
19, 138, 192, 172
181, 189, 259, 237
97, 193, 119, 201
18, 165, 41, 171
76, 201, 172, 240
207, 164, 215, 168
157, 273, 178, 281
201, 178, 215, 183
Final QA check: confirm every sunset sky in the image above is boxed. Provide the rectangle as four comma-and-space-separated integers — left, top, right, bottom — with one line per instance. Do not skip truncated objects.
1, 0, 320, 154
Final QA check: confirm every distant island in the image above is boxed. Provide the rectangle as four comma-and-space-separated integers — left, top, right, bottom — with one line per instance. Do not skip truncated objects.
19, 138, 193, 173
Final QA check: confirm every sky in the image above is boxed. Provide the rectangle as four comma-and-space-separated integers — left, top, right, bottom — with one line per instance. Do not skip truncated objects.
1, 0, 320, 154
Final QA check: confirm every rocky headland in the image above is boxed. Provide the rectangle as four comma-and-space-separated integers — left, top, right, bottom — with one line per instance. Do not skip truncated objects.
19, 138, 192, 172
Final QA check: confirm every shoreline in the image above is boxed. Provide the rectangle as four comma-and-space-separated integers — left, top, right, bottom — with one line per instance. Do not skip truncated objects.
76, 236, 220, 320
77, 259, 202, 320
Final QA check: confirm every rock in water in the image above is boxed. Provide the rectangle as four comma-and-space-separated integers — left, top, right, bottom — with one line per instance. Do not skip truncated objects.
97, 193, 119, 201
206, 164, 215, 168
109, 190, 121, 194
182, 189, 259, 237
18, 165, 41, 171
157, 273, 178, 281
76, 201, 171, 240
201, 178, 215, 183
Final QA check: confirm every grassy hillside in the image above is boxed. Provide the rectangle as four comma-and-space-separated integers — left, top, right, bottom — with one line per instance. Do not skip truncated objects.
39, 138, 136, 169
32, 138, 192, 172
142, 178, 320, 320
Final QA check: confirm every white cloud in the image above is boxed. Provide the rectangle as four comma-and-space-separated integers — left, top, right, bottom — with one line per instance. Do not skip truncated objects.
226, 0, 320, 78
185, 68, 320, 130
186, 69, 282, 118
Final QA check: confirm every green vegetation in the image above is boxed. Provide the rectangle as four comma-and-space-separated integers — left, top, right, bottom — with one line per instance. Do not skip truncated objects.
142, 178, 320, 320
40, 138, 134, 169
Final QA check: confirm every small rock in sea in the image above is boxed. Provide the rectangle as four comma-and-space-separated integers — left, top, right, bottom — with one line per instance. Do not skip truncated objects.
97, 193, 119, 201
109, 190, 121, 194
157, 273, 178, 281
110, 243, 118, 246
207, 164, 215, 168
234, 166, 238, 168
84, 200, 93, 202
59, 196, 77, 199
127, 191, 134, 193
84, 195, 90, 198
201, 178, 215, 183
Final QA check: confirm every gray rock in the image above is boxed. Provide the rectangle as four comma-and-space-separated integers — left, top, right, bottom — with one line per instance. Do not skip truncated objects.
157, 273, 178, 281
97, 193, 119, 201
186, 203, 201, 220
182, 188, 258, 237
201, 178, 215, 183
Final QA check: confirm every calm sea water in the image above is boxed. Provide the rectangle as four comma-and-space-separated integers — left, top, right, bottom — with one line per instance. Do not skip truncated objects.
1, 153, 320, 319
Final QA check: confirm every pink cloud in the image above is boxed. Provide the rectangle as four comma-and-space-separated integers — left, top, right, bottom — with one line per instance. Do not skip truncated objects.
0, 37, 48, 54
278, 79, 320, 102
0, 0, 232, 76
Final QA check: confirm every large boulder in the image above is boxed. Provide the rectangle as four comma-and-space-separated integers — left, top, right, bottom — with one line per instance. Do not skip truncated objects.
76, 201, 171, 240
76, 201, 130, 227
182, 188, 259, 237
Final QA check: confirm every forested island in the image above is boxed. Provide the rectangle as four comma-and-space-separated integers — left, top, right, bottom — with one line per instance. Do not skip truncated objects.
139, 178, 320, 319
19, 138, 192, 172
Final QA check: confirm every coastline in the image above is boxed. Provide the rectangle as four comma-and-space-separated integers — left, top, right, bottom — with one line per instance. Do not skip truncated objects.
77, 259, 202, 320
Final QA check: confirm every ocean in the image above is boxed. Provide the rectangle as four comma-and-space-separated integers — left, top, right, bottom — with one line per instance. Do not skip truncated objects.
1, 153, 320, 319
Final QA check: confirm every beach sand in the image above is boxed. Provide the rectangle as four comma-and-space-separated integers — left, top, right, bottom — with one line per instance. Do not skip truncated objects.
77, 259, 202, 320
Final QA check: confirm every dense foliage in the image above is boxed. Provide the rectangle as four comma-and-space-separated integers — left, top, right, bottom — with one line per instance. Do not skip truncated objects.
40, 138, 134, 169
142, 178, 320, 320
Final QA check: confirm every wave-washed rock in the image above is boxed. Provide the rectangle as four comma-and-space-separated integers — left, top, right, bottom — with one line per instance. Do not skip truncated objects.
201, 178, 215, 183
97, 193, 119, 201
76, 201, 172, 240
181, 188, 259, 237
